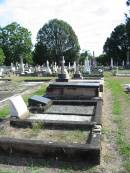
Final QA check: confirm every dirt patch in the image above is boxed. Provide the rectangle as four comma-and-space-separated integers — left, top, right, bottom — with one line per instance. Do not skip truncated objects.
95, 85, 126, 172
0, 121, 89, 144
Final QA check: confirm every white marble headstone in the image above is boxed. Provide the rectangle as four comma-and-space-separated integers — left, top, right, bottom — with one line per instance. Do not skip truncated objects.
9, 95, 29, 119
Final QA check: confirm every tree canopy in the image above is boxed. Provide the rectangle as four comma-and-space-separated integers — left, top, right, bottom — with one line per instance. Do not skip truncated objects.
103, 24, 128, 65
0, 22, 32, 65
33, 19, 80, 65
0, 48, 5, 64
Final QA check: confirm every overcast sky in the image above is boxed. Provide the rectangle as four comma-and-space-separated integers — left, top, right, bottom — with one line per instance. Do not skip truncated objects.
0, 0, 128, 56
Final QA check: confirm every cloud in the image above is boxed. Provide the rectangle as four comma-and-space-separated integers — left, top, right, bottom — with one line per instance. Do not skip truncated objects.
0, 0, 128, 56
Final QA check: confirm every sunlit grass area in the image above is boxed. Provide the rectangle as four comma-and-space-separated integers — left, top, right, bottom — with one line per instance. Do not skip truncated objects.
105, 72, 130, 172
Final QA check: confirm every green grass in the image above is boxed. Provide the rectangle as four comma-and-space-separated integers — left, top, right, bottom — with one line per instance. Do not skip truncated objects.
0, 105, 10, 118
0, 171, 17, 173
105, 72, 130, 172
23, 84, 47, 104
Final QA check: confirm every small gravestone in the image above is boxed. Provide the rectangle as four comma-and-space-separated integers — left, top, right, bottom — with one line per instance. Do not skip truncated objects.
73, 59, 83, 79
53, 62, 58, 74
28, 95, 52, 113
28, 95, 52, 106
9, 95, 29, 119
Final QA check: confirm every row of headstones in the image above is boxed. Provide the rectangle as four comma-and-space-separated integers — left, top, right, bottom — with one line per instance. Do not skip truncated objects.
110, 58, 130, 69
0, 57, 93, 77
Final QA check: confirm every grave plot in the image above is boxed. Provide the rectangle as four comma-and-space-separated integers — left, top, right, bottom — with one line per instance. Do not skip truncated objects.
0, 75, 103, 164
26, 99, 102, 127
0, 120, 90, 143
0, 119, 101, 164
7, 98, 102, 164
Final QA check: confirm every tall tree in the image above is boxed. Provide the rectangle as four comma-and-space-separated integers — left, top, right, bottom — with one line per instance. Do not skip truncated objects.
33, 42, 49, 65
34, 19, 80, 65
0, 22, 32, 65
96, 54, 109, 66
103, 24, 128, 65
0, 48, 5, 64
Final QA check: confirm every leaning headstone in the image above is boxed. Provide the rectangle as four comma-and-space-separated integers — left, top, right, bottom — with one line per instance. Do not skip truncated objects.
9, 95, 29, 119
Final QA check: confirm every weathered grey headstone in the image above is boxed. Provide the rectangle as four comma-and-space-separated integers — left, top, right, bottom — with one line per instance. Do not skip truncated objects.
73, 59, 82, 79
20, 56, 25, 74
110, 58, 113, 69
73, 61, 76, 73
9, 95, 29, 119
84, 56, 91, 74
46, 60, 52, 75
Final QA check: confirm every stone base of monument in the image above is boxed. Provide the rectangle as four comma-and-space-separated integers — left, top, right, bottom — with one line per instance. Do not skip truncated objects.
73, 73, 83, 79
56, 74, 69, 82
46, 82, 103, 99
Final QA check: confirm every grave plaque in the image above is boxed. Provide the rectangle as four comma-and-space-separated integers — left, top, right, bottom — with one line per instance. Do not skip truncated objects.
28, 95, 52, 112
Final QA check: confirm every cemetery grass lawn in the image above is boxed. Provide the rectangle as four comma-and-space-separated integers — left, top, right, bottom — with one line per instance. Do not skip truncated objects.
9, 76, 54, 82
106, 72, 130, 172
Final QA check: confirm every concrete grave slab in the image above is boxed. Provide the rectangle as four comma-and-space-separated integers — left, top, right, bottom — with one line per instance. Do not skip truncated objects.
28, 114, 92, 122
46, 82, 102, 99
45, 105, 94, 115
